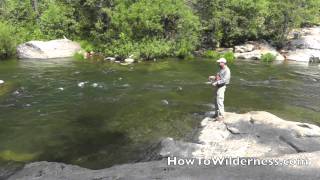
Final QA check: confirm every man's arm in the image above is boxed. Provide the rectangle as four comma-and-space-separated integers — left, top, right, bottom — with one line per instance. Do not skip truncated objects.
216, 69, 230, 85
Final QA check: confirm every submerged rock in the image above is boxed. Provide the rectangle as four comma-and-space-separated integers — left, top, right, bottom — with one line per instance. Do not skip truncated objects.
0, 80, 4, 84
17, 39, 82, 59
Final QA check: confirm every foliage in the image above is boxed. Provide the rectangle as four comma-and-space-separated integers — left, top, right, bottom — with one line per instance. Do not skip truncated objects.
79, 40, 95, 52
103, 0, 201, 59
194, 0, 320, 48
261, 53, 276, 62
73, 52, 86, 61
0, 21, 16, 59
203, 50, 235, 64
39, 2, 78, 39
203, 50, 221, 59
223, 51, 235, 64
1, 0, 320, 59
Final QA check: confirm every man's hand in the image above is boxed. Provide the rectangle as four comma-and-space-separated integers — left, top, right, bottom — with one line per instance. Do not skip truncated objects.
208, 76, 215, 81
212, 82, 218, 86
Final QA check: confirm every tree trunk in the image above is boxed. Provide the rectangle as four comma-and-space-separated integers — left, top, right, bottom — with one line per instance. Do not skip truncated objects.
30, 0, 39, 22
30, 0, 38, 14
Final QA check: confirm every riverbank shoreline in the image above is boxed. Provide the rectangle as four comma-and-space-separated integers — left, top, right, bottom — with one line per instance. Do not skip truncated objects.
5, 111, 320, 180
11, 26, 320, 65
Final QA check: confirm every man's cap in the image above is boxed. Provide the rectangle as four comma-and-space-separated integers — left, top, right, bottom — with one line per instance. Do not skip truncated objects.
217, 58, 227, 63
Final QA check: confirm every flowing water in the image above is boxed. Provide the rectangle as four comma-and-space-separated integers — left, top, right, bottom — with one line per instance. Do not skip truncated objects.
0, 58, 319, 169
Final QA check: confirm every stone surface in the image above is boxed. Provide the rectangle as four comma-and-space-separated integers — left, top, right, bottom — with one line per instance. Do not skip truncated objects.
234, 42, 285, 61
124, 58, 135, 64
6, 111, 320, 180
104, 57, 116, 61
160, 111, 320, 159
17, 39, 82, 59
7, 151, 320, 180
286, 27, 320, 62
235, 44, 255, 53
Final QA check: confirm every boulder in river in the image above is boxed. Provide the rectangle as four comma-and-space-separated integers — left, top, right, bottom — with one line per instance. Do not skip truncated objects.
124, 58, 135, 64
17, 39, 82, 59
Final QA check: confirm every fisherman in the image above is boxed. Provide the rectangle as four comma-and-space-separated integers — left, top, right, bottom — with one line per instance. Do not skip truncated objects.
208, 58, 231, 120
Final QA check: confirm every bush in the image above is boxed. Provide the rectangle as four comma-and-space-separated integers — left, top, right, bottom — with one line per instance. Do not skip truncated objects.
73, 51, 85, 61
79, 40, 95, 52
0, 21, 16, 59
101, 0, 200, 60
138, 39, 172, 60
223, 51, 235, 64
39, 2, 77, 39
261, 53, 276, 63
203, 50, 221, 59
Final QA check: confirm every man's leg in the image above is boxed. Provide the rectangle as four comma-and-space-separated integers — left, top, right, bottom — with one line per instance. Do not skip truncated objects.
216, 86, 226, 117
214, 88, 219, 117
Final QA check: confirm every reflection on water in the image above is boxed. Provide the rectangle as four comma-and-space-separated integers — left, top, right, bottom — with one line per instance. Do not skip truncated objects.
0, 58, 319, 169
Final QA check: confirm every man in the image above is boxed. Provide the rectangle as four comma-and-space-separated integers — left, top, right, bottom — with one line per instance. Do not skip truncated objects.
208, 58, 231, 120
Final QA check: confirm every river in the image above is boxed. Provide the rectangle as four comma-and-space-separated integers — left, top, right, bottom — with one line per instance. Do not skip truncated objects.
0, 58, 319, 169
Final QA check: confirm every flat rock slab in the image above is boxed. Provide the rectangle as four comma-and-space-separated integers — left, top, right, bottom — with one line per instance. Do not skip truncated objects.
17, 39, 82, 59
161, 111, 320, 159
7, 151, 320, 180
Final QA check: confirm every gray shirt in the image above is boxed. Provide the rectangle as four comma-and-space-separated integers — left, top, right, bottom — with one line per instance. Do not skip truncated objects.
217, 65, 231, 85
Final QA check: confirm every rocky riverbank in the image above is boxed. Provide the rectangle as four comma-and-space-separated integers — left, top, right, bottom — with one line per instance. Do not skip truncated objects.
5, 111, 320, 180
228, 27, 320, 63
16, 27, 320, 64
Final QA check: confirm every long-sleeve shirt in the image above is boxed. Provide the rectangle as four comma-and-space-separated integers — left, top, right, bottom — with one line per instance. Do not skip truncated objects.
216, 66, 231, 85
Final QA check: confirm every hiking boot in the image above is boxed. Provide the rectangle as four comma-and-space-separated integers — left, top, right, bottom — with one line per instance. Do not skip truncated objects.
216, 116, 224, 121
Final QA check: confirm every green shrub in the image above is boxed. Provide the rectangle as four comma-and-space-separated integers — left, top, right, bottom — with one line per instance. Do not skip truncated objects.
138, 39, 172, 60
39, 2, 77, 39
102, 0, 200, 60
79, 40, 95, 52
73, 51, 85, 61
203, 50, 221, 59
261, 53, 276, 63
0, 21, 16, 59
223, 51, 235, 64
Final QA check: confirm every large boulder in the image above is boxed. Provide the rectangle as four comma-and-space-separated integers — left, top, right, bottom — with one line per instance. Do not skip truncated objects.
285, 27, 320, 62
160, 111, 320, 159
17, 39, 82, 59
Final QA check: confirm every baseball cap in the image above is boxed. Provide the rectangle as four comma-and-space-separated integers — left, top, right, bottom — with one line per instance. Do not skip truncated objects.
217, 58, 227, 63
